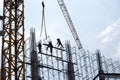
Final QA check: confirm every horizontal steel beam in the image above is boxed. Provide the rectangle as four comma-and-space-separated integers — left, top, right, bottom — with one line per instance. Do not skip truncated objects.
93, 73, 120, 80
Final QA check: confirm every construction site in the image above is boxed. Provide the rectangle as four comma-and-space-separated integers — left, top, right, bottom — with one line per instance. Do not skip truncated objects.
0, 0, 120, 80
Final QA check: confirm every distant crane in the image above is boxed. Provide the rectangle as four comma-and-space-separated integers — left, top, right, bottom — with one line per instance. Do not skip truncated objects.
57, 0, 82, 49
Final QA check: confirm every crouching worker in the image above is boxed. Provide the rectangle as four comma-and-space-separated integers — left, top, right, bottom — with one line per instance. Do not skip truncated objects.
56, 38, 64, 48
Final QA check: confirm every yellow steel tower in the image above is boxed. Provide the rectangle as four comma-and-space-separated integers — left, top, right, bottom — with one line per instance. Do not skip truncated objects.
1, 0, 25, 80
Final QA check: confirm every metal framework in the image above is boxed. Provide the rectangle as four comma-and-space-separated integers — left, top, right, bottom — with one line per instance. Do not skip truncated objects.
1, 0, 25, 80
93, 50, 120, 80
25, 34, 120, 80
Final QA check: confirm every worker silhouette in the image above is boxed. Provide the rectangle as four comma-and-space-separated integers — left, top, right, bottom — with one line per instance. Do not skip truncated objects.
46, 41, 53, 53
37, 42, 42, 53
56, 38, 64, 48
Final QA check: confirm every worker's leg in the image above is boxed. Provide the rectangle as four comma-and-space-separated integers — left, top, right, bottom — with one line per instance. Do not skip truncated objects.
39, 47, 41, 53
50, 47, 53, 54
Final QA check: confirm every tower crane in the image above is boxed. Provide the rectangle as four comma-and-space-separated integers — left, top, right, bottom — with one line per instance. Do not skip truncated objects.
57, 0, 82, 49
1, 0, 25, 80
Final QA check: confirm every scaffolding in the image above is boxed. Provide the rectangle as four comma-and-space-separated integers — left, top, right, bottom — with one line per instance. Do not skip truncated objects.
24, 28, 120, 80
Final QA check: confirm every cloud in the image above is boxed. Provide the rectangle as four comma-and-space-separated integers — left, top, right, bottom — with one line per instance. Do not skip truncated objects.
98, 26, 113, 38
97, 19, 120, 45
96, 19, 120, 60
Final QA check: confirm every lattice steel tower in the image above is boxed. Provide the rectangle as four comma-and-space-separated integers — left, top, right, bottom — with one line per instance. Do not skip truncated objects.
1, 0, 25, 80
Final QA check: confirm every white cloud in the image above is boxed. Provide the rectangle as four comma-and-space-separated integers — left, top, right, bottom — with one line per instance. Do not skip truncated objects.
97, 19, 120, 45
101, 36, 112, 44
99, 26, 113, 38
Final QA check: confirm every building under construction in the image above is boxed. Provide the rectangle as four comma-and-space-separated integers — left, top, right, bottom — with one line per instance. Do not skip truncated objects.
23, 28, 120, 80
0, 0, 120, 80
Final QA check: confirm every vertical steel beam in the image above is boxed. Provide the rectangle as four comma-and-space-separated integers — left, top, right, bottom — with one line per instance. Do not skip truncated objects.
66, 41, 75, 80
96, 50, 105, 80
30, 28, 41, 80
31, 51, 40, 80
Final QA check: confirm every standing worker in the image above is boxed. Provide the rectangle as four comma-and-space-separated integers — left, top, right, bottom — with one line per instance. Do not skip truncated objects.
38, 42, 42, 53
46, 41, 53, 54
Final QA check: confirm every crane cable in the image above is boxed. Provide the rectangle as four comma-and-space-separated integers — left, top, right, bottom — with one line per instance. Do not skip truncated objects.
40, 1, 47, 39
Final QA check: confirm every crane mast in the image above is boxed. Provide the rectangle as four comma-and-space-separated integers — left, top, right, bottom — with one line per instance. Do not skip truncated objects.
1, 0, 25, 80
57, 0, 82, 49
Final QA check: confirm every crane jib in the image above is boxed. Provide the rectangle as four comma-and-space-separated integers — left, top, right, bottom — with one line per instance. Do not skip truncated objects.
57, 0, 82, 49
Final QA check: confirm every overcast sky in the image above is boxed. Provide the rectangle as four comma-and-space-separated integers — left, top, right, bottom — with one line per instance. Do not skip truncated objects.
0, 0, 120, 61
